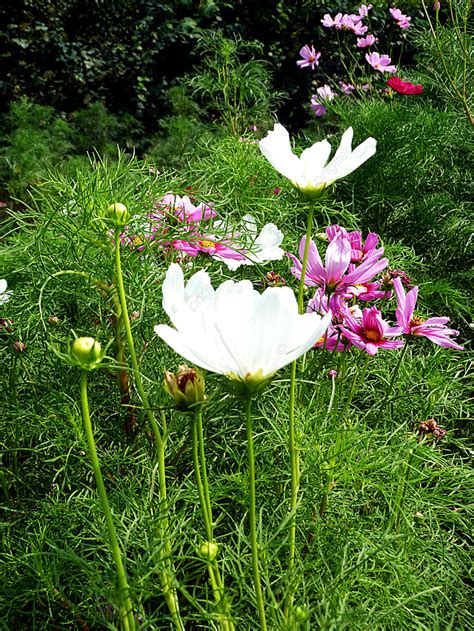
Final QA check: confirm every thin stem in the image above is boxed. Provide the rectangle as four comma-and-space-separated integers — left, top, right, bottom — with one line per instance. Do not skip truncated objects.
192, 412, 234, 631
377, 342, 409, 418
80, 370, 135, 631
285, 202, 315, 621
245, 397, 267, 630
114, 228, 183, 631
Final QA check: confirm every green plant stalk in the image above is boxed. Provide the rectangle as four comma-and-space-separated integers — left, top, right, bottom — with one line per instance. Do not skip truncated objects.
377, 341, 409, 419
245, 397, 267, 630
114, 228, 183, 631
192, 411, 234, 631
79, 370, 135, 631
390, 446, 416, 533
285, 202, 315, 620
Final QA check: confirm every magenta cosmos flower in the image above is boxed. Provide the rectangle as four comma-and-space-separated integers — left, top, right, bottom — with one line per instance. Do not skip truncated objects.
393, 278, 463, 350
340, 305, 403, 355
288, 233, 388, 293
389, 7, 411, 28
297, 45, 321, 69
365, 52, 397, 73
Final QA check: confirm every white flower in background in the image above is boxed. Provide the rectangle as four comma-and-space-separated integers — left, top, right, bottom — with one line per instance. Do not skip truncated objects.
154, 263, 331, 393
259, 124, 376, 198
212, 214, 285, 270
0, 279, 12, 305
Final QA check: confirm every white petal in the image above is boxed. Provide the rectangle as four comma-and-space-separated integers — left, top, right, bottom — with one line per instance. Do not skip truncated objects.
259, 124, 302, 183
299, 139, 332, 186
154, 324, 227, 374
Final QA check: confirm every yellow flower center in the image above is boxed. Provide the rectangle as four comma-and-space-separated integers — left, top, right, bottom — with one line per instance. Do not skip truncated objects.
199, 240, 216, 249
315, 336, 326, 345
409, 316, 424, 327
364, 329, 381, 342
132, 236, 143, 246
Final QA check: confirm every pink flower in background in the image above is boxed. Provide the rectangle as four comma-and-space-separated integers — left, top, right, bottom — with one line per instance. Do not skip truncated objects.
348, 17, 368, 35
310, 85, 335, 117
339, 81, 356, 95
297, 45, 321, 69
154, 193, 216, 223
358, 4, 373, 17
393, 278, 463, 349
357, 34, 377, 48
321, 12, 344, 28
340, 306, 403, 355
386, 76, 424, 94
433, 0, 441, 10
389, 7, 411, 28
325, 225, 380, 263
365, 52, 397, 73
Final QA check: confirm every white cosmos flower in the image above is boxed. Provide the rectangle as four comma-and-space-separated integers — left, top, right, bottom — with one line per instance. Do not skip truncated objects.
0, 279, 12, 305
212, 214, 285, 271
259, 124, 376, 198
154, 263, 331, 392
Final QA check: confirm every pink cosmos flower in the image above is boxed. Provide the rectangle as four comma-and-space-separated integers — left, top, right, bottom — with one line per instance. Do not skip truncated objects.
288, 234, 388, 293
389, 7, 411, 28
358, 4, 373, 17
321, 12, 344, 28
339, 81, 356, 95
310, 85, 335, 117
357, 34, 377, 48
386, 76, 424, 95
393, 278, 463, 349
340, 305, 404, 355
365, 52, 397, 73
325, 225, 380, 263
433, 1, 441, 10
297, 45, 322, 69
154, 193, 216, 223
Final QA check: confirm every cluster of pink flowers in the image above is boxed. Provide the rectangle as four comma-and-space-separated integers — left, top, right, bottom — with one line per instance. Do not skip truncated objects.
119, 193, 284, 270
321, 11, 369, 35
288, 225, 463, 355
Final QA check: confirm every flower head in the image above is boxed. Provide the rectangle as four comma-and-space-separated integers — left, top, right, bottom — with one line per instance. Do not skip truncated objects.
389, 7, 411, 28
297, 45, 321, 69
365, 52, 397, 74
154, 264, 331, 393
386, 77, 424, 94
0, 279, 12, 306
259, 125, 376, 198
393, 277, 463, 349
340, 306, 403, 355
357, 34, 377, 48
358, 4, 373, 17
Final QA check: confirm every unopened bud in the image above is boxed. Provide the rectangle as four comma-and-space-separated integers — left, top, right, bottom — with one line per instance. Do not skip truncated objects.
130, 310, 140, 321
107, 202, 129, 226
48, 315, 60, 325
71, 337, 102, 368
12, 341, 27, 353
294, 605, 309, 623
164, 365, 205, 410
198, 541, 219, 561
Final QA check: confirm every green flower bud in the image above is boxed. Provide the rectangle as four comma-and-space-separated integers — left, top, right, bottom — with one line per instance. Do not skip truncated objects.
294, 605, 309, 623
107, 202, 129, 226
71, 337, 103, 369
164, 365, 205, 410
197, 541, 219, 561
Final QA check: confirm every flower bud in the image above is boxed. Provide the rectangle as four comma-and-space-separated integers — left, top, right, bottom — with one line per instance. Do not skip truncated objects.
107, 202, 129, 226
71, 337, 103, 368
164, 365, 205, 410
294, 605, 309, 623
12, 341, 27, 353
197, 541, 219, 561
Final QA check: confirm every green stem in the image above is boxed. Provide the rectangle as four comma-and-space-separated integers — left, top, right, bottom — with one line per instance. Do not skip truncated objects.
80, 371, 135, 631
377, 342, 409, 419
193, 412, 234, 631
285, 203, 315, 621
114, 228, 183, 631
245, 397, 267, 630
